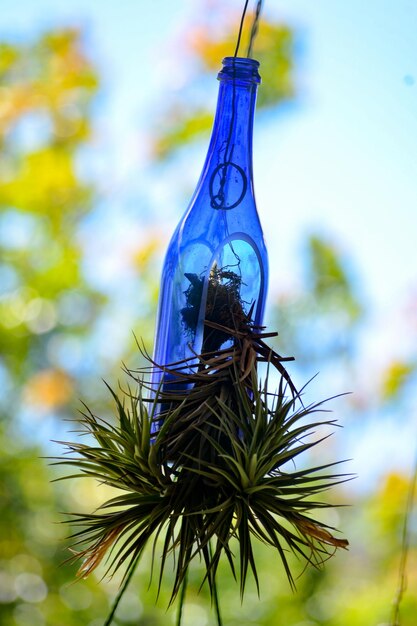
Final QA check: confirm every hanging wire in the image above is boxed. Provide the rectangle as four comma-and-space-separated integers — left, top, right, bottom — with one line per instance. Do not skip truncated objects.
247, 0, 264, 57
234, 0, 250, 57
213, 0, 265, 209
234, 0, 264, 59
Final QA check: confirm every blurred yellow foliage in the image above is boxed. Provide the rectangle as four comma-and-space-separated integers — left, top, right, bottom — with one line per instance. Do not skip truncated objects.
368, 472, 410, 539
381, 360, 416, 400
132, 234, 162, 271
152, 110, 214, 159
0, 29, 97, 138
0, 148, 79, 215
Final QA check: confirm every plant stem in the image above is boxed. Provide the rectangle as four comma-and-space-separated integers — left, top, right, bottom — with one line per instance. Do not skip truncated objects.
390, 448, 417, 625
209, 542, 223, 626
103, 553, 141, 626
213, 576, 223, 626
176, 568, 188, 626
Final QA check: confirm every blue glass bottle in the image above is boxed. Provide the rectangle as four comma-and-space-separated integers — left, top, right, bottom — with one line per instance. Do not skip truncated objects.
152, 57, 268, 392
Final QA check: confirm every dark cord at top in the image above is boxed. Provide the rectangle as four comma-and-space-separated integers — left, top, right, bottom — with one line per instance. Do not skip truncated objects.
212, 0, 264, 212
234, 0, 264, 59
233, 0, 250, 58
247, 0, 264, 58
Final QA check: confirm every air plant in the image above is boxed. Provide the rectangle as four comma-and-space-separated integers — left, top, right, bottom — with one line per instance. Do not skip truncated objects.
55, 3, 350, 622
56, 297, 349, 626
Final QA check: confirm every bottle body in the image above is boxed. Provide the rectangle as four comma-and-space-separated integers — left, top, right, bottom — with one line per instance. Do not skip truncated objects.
152, 58, 268, 385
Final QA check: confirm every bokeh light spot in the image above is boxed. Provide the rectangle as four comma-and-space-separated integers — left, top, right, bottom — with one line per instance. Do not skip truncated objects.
59, 584, 93, 611
14, 573, 48, 603
24, 368, 73, 410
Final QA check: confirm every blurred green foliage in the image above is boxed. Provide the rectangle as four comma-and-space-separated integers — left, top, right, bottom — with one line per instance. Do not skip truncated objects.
0, 6, 416, 626
271, 234, 363, 366
308, 234, 362, 321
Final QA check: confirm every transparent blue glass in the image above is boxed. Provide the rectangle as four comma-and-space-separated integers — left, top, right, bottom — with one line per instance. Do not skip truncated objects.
152, 57, 269, 398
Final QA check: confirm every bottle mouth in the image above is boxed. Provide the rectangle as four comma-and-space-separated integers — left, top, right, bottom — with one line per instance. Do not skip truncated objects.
218, 57, 261, 84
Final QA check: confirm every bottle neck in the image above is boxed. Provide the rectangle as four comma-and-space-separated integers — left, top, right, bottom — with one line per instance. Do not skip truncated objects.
201, 58, 260, 210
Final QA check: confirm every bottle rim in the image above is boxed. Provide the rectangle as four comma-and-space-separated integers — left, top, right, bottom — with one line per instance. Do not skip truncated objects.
222, 56, 260, 68
218, 57, 261, 84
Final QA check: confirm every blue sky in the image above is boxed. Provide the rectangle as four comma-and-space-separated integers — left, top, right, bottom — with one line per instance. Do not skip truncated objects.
266, 0, 417, 310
